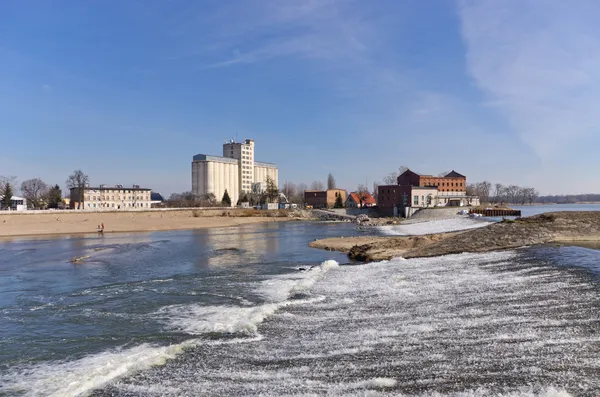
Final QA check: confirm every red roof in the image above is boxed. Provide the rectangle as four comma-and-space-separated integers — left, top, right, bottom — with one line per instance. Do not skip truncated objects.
348, 192, 376, 205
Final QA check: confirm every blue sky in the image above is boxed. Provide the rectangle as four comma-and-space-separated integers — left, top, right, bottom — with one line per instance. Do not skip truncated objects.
2, 0, 600, 196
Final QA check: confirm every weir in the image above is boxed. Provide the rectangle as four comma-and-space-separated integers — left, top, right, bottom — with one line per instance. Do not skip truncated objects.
469, 208, 522, 217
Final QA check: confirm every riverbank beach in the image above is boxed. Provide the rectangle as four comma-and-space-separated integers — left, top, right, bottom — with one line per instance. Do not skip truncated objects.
0, 209, 298, 238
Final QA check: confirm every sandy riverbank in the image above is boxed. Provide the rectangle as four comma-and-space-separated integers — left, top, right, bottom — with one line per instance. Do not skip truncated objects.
311, 211, 600, 261
0, 209, 299, 238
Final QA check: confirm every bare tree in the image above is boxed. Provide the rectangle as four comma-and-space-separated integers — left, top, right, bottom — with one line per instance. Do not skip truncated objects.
372, 182, 380, 200
466, 184, 476, 196
382, 172, 398, 185
356, 184, 370, 208
327, 174, 336, 190
21, 178, 49, 209
493, 183, 503, 204
282, 182, 297, 201
66, 170, 89, 209
310, 181, 325, 191
475, 181, 492, 203
295, 183, 308, 204
383, 166, 409, 185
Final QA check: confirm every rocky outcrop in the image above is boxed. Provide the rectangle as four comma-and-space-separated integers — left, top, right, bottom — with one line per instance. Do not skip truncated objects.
311, 212, 600, 262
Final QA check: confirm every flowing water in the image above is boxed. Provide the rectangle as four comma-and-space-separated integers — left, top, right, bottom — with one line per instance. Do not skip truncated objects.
2, 221, 600, 396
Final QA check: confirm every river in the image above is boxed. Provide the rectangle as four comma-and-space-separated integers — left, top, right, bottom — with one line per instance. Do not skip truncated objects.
2, 220, 600, 396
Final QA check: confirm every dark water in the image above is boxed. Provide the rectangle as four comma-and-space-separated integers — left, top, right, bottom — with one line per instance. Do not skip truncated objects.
2, 222, 600, 396
511, 203, 600, 217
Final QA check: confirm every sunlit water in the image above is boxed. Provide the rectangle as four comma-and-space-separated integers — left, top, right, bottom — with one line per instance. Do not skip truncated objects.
2, 222, 600, 396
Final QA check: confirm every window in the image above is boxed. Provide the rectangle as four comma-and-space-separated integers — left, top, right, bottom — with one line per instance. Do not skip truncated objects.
414, 195, 419, 205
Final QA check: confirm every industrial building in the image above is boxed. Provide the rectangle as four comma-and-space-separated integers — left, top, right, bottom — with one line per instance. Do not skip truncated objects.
192, 139, 278, 205
378, 169, 480, 216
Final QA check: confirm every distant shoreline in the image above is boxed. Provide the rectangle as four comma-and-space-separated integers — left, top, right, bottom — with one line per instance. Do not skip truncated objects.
0, 209, 299, 240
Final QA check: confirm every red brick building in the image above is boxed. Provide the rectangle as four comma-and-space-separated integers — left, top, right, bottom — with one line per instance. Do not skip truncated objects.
397, 169, 466, 193
378, 169, 476, 216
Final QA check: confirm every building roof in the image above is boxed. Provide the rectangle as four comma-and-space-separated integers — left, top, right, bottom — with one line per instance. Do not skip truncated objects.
151, 192, 164, 201
400, 169, 466, 179
192, 154, 239, 164
72, 186, 152, 191
444, 170, 466, 178
254, 161, 277, 168
348, 192, 376, 205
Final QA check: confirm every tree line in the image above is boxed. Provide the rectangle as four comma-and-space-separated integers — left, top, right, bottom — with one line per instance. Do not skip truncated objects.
466, 182, 538, 205
536, 194, 600, 204
164, 176, 280, 208
1, 175, 64, 210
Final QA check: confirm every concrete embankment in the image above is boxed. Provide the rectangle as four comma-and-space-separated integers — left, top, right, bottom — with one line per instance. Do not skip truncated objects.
311, 212, 600, 262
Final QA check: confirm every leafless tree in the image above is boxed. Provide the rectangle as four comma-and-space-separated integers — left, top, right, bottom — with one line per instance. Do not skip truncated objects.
310, 181, 325, 191
282, 182, 297, 201
327, 174, 336, 190
383, 172, 398, 185
21, 178, 49, 209
66, 170, 89, 209
383, 166, 409, 185
356, 184, 370, 208
493, 183, 504, 204
372, 182, 380, 200
295, 183, 308, 204
466, 184, 476, 196
476, 181, 492, 203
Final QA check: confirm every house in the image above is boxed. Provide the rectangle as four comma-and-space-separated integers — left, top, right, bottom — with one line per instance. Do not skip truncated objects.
378, 169, 480, 216
304, 189, 348, 209
346, 192, 376, 208
0, 196, 28, 211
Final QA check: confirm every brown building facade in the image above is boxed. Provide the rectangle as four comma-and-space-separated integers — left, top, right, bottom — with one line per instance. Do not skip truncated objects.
379, 169, 475, 216
397, 170, 467, 194
304, 189, 348, 209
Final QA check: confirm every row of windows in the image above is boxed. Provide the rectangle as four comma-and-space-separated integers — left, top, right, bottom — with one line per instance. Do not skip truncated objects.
423, 181, 463, 187
86, 189, 143, 194
86, 195, 149, 201
87, 203, 150, 208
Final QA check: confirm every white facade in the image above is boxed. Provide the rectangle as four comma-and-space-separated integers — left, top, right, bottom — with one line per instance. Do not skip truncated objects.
70, 185, 152, 210
0, 196, 28, 211
192, 156, 240, 206
192, 139, 278, 205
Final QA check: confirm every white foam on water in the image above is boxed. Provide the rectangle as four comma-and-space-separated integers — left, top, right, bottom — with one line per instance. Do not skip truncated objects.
377, 217, 492, 236
0, 342, 189, 397
412, 387, 574, 397
104, 249, 597, 396
258, 259, 340, 302
1, 259, 341, 397
347, 377, 398, 389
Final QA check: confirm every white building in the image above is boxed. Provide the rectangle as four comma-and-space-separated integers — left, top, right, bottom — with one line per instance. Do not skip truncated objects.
70, 184, 152, 210
0, 196, 28, 211
192, 139, 278, 205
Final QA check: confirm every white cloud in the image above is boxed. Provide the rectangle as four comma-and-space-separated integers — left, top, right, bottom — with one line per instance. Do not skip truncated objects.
458, 0, 600, 157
